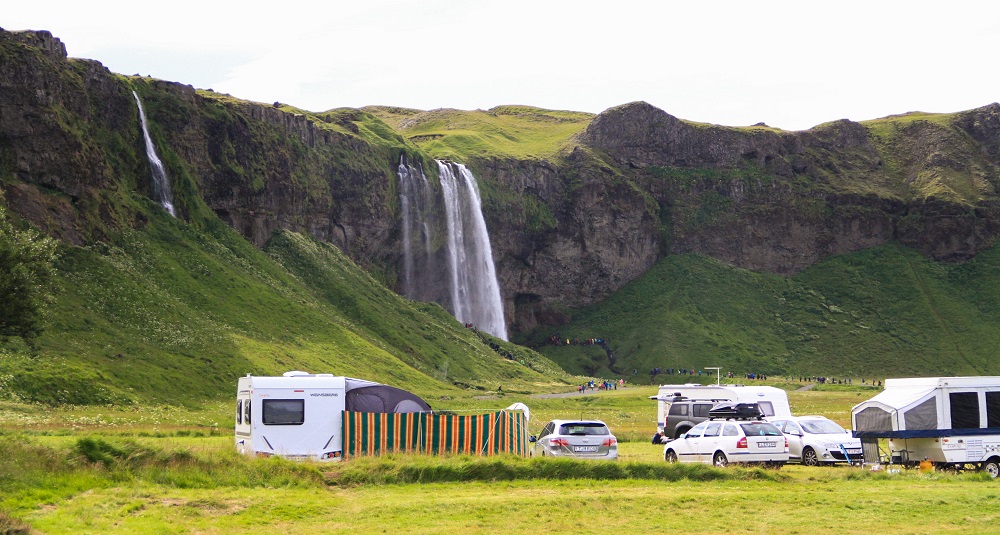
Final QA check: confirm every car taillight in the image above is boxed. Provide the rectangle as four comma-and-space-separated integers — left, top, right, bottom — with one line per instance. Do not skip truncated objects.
602, 438, 617, 447
737, 437, 748, 449
784, 437, 788, 448
550, 438, 569, 447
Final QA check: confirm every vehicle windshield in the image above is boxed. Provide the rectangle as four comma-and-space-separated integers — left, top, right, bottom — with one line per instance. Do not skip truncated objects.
739, 422, 782, 436
559, 423, 609, 436
800, 419, 847, 435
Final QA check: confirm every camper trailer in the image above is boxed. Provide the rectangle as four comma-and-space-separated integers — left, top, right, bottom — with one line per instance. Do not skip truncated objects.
650, 384, 792, 436
852, 377, 1000, 477
235, 371, 430, 461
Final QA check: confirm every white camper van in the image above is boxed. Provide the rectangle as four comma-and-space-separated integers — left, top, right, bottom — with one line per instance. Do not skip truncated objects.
235, 371, 430, 461
852, 376, 1000, 477
650, 384, 792, 437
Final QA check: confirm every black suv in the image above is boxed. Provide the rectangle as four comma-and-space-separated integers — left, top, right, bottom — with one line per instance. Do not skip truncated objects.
660, 396, 731, 439
656, 400, 767, 444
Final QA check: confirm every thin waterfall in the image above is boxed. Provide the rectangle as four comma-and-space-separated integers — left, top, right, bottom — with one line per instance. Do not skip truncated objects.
133, 91, 176, 217
397, 157, 507, 340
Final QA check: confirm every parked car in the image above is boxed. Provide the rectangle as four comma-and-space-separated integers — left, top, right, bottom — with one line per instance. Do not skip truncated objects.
661, 397, 719, 439
770, 416, 862, 466
529, 419, 618, 460
662, 415, 788, 467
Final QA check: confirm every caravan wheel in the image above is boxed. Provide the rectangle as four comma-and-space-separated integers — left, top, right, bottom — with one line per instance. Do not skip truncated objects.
983, 458, 1000, 478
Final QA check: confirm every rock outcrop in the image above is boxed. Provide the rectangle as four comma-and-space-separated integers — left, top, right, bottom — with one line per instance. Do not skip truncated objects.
581, 101, 1000, 275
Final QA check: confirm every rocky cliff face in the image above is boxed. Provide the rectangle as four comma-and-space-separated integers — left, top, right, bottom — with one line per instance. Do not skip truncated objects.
582, 101, 1000, 274
0, 29, 403, 278
470, 155, 661, 331
4, 29, 1000, 336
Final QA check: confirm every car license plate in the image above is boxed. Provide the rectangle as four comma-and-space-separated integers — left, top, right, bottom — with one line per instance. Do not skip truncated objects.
574, 446, 598, 452
759, 442, 776, 448
847, 448, 862, 454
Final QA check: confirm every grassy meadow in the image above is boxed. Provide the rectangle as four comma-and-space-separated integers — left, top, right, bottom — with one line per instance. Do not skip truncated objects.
523, 242, 1000, 380
3, 383, 998, 534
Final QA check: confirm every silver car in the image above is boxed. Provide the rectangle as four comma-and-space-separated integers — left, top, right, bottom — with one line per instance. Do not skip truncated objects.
530, 419, 618, 460
771, 416, 862, 465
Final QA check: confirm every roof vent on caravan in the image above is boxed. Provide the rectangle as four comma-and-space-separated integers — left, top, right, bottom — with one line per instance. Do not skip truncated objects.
283, 371, 312, 377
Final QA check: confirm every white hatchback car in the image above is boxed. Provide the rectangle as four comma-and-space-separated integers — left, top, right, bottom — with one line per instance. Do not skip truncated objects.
770, 416, 862, 466
663, 419, 788, 467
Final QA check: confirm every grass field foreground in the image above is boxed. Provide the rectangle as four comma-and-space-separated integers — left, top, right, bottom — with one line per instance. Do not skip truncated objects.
4, 386, 1000, 533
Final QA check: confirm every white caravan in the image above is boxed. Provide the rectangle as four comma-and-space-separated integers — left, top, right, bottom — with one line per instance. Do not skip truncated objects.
852, 376, 1000, 477
235, 371, 429, 461
650, 384, 792, 429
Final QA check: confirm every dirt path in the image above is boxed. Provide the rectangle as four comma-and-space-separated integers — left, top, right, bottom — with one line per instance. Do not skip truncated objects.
530, 390, 600, 399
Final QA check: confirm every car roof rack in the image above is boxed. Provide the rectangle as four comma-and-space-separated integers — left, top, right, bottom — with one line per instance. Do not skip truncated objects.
707, 402, 764, 421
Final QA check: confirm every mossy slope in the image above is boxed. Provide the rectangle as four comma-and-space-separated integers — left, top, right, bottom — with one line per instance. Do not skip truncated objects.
522, 242, 1000, 379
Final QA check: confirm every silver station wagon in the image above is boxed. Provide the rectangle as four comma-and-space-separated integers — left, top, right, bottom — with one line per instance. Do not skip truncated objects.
530, 419, 619, 460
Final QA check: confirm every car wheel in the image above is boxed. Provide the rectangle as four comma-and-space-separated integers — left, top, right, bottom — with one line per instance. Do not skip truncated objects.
665, 449, 678, 463
802, 447, 819, 467
713, 451, 728, 467
983, 458, 1000, 478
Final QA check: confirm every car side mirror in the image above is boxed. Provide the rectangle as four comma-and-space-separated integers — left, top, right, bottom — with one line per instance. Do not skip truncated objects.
529, 435, 537, 443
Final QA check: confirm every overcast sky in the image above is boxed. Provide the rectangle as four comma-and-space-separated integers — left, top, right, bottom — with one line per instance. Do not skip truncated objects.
6, 1, 999, 131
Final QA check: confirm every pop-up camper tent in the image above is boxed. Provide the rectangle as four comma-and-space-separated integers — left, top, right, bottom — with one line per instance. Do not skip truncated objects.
852, 377, 1000, 476
236, 372, 529, 460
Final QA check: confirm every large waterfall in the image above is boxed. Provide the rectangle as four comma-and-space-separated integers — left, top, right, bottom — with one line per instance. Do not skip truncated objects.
398, 158, 508, 340
133, 91, 176, 217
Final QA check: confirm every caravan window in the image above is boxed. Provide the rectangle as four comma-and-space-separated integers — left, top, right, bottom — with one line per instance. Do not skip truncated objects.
244, 400, 251, 424
987, 392, 1000, 428
236, 400, 243, 425
757, 401, 775, 417
263, 399, 304, 425
949, 392, 980, 429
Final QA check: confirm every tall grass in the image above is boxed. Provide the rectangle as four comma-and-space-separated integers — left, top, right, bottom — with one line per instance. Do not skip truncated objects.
0, 435, 324, 515
327, 454, 782, 486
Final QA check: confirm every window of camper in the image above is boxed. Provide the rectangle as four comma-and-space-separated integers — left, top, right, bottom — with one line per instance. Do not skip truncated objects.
949, 392, 980, 429
262, 399, 304, 425
987, 392, 1000, 428
244, 400, 251, 424
757, 401, 775, 417
236, 400, 243, 425
855, 406, 891, 432
904, 397, 937, 430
